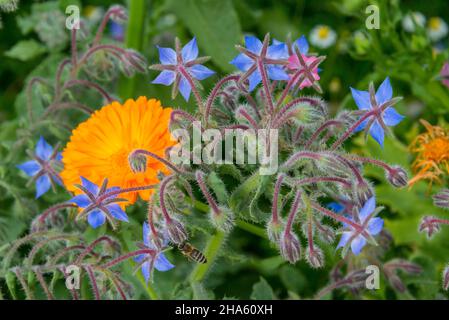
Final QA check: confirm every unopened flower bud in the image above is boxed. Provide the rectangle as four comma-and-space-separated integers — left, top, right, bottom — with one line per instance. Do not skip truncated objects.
317, 224, 335, 244
279, 231, 302, 264
126, 49, 147, 74
210, 206, 234, 233
166, 218, 188, 244
418, 216, 441, 238
266, 218, 284, 243
306, 245, 325, 268
443, 264, 449, 291
387, 273, 406, 293
353, 182, 373, 206
433, 189, 449, 208
387, 166, 408, 188
109, 5, 128, 24
128, 151, 147, 173
292, 103, 325, 126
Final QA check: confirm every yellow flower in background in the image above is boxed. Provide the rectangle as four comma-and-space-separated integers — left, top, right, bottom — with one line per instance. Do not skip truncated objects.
409, 119, 449, 188
61, 97, 176, 205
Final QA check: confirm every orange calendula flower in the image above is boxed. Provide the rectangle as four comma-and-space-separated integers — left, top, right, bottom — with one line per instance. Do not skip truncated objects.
61, 96, 176, 204
409, 119, 449, 188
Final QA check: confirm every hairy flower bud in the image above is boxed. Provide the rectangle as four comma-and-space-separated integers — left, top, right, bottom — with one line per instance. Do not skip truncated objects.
209, 206, 234, 233
433, 189, 449, 208
266, 218, 284, 243
109, 5, 128, 24
306, 245, 325, 268
317, 224, 336, 244
279, 231, 302, 264
128, 151, 147, 173
166, 218, 188, 244
353, 182, 373, 207
419, 216, 441, 238
386, 166, 408, 188
125, 49, 148, 74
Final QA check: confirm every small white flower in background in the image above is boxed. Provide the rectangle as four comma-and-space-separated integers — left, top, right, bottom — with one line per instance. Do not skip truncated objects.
427, 17, 448, 42
402, 12, 426, 33
83, 5, 104, 24
310, 25, 337, 49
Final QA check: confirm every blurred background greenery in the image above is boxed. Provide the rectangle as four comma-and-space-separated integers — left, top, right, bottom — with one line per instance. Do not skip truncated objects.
1, 0, 449, 300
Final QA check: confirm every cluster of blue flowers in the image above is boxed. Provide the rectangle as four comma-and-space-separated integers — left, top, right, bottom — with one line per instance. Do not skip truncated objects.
17, 34, 407, 279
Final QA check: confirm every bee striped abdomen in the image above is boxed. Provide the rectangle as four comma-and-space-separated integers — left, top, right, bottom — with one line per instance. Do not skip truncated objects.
177, 242, 207, 264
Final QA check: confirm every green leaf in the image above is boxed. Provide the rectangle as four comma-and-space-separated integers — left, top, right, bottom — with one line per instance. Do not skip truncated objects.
250, 277, 274, 300
168, 0, 241, 72
4, 40, 47, 62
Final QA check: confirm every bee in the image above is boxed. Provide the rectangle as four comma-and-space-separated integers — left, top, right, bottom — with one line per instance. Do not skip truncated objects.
177, 242, 207, 264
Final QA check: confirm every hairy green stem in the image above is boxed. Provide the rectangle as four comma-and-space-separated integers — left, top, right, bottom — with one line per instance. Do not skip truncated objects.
190, 231, 226, 283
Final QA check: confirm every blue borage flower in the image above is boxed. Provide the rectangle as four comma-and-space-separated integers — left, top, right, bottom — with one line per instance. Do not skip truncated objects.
109, 21, 124, 41
327, 202, 345, 213
230, 35, 289, 91
337, 197, 384, 255
135, 222, 174, 282
17, 136, 62, 198
69, 177, 129, 229
151, 37, 215, 101
351, 77, 404, 147
274, 35, 309, 55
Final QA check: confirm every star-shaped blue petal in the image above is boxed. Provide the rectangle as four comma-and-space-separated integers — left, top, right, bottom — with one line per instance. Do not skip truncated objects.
151, 37, 215, 101
68, 177, 129, 229
337, 197, 383, 256
135, 222, 174, 282
350, 77, 404, 147
17, 136, 62, 198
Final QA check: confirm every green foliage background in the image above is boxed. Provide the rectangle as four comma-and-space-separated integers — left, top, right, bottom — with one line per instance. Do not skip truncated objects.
1, 0, 449, 300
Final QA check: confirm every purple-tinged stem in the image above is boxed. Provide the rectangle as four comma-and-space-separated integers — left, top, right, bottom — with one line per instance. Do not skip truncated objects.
54, 59, 71, 98
38, 202, 78, 226
196, 170, 221, 216
92, 6, 123, 46
331, 110, 375, 150
76, 236, 118, 264
170, 109, 197, 128
304, 120, 342, 149
178, 66, 204, 112
291, 176, 352, 188
292, 126, 304, 143
205, 74, 240, 123
147, 200, 159, 238
272, 173, 285, 224
310, 202, 364, 233
159, 175, 175, 223
237, 107, 259, 129
276, 69, 305, 109
71, 28, 78, 68
42, 102, 93, 118
257, 59, 275, 114
285, 189, 302, 234
76, 44, 128, 69
101, 249, 156, 269
273, 97, 320, 126
99, 184, 157, 202
131, 149, 184, 174
282, 151, 322, 169
84, 265, 101, 300
64, 79, 113, 103
34, 269, 54, 300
